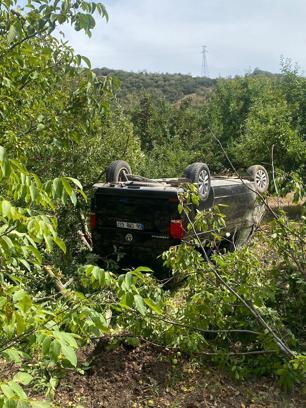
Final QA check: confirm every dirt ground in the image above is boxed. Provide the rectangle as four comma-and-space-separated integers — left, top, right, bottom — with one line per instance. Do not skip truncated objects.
54, 340, 305, 408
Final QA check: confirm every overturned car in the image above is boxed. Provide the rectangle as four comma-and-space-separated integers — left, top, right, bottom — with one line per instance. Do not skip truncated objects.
90, 160, 269, 267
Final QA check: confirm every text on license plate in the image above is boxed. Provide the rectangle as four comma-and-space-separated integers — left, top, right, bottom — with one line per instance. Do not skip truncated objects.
116, 221, 144, 230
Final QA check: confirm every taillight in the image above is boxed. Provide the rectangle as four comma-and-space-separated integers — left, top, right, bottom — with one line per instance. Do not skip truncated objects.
169, 219, 184, 240
89, 213, 97, 230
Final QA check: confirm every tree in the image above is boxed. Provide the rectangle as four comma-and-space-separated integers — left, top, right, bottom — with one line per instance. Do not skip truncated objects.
0, 2, 151, 405
234, 88, 305, 173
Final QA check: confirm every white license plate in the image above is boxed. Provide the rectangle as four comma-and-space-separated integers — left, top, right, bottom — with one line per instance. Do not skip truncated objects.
116, 221, 144, 230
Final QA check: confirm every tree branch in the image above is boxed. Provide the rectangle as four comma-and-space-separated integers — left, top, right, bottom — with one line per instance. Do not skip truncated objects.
182, 206, 295, 357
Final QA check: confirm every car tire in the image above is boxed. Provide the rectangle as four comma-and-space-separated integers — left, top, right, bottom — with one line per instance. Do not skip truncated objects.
184, 162, 211, 200
106, 160, 131, 183
247, 165, 269, 193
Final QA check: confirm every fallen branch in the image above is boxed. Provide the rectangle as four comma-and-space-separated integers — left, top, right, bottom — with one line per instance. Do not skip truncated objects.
44, 265, 73, 299
150, 314, 261, 336
271, 144, 279, 196
92, 333, 277, 357
78, 230, 92, 251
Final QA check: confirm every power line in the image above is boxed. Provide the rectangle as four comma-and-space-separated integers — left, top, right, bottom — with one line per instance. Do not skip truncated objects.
201, 45, 209, 77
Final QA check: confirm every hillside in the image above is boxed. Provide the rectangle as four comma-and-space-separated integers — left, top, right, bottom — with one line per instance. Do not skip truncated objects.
94, 67, 280, 102
94, 67, 216, 101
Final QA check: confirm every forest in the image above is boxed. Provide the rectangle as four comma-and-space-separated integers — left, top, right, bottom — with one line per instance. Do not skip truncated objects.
0, 1, 305, 407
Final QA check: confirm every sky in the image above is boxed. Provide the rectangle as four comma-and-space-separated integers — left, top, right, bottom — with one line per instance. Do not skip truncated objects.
60, 0, 306, 77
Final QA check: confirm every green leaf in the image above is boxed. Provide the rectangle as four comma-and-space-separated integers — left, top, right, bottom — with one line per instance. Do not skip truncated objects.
69, 190, 77, 206
31, 400, 51, 408
133, 266, 152, 273
53, 236, 66, 253
61, 345, 77, 367
144, 298, 161, 315
55, 331, 78, 349
119, 293, 131, 310
49, 340, 61, 362
2, 200, 11, 217
134, 294, 146, 316
125, 337, 140, 347
17, 400, 30, 408
44, 235, 53, 252
65, 177, 83, 190
27, 246, 42, 264
1, 235, 14, 250
42, 336, 52, 356
36, 123, 45, 132
0, 383, 15, 399
13, 290, 32, 312
131, 266, 152, 280
0, 146, 5, 161
13, 372, 33, 386
13, 289, 26, 303
7, 24, 18, 44
19, 259, 31, 272
29, 185, 38, 202
91, 313, 109, 331
52, 178, 63, 199
8, 381, 27, 398
122, 272, 133, 290
91, 266, 105, 286
61, 178, 73, 196
2, 348, 23, 364
1, 157, 10, 177
15, 313, 26, 335
81, 56, 91, 69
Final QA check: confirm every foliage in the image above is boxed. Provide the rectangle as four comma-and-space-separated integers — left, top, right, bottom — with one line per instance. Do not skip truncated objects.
107, 65, 306, 178
233, 90, 305, 172
275, 171, 305, 203
125, 93, 214, 178
268, 214, 306, 338
0, 1, 149, 406
0, 0, 143, 302
0, 145, 161, 405
0, 3, 141, 184
119, 189, 305, 388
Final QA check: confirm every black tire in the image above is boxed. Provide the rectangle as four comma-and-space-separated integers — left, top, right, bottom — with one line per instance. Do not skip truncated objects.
184, 162, 211, 200
106, 160, 131, 183
247, 165, 269, 193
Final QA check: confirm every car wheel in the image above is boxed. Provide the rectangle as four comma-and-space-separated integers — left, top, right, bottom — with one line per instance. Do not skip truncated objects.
247, 165, 269, 193
106, 160, 131, 183
184, 162, 211, 200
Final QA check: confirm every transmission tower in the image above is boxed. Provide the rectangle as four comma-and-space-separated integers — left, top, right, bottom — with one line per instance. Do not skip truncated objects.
201, 45, 209, 77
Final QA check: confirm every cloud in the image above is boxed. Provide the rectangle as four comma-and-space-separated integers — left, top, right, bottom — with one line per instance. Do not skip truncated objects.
60, 0, 306, 77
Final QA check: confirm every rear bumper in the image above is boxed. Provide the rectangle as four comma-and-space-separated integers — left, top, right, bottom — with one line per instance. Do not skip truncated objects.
92, 228, 179, 265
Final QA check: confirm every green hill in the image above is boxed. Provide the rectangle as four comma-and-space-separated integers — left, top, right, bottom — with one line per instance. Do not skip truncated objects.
94, 67, 216, 101
94, 67, 281, 102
